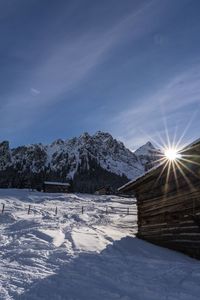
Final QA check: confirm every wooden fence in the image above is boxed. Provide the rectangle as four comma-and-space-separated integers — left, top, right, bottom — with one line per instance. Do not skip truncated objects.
0, 203, 137, 217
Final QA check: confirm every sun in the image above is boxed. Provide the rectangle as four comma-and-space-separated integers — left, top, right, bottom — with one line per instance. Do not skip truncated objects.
164, 148, 181, 161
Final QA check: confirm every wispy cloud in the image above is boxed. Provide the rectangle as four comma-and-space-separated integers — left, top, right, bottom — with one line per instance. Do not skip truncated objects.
1, 0, 198, 148
0, 0, 168, 136
112, 63, 200, 149
30, 88, 40, 96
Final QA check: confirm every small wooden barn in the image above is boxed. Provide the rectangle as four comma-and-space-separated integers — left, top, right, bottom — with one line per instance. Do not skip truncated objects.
118, 139, 200, 259
43, 181, 70, 193
94, 186, 112, 195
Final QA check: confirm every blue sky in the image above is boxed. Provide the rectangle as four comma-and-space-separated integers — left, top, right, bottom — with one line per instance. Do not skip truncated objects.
0, 0, 200, 149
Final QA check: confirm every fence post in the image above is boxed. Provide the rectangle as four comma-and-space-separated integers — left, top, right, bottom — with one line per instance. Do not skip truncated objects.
127, 207, 129, 215
2, 204, 5, 214
55, 206, 57, 215
28, 205, 31, 215
82, 206, 84, 214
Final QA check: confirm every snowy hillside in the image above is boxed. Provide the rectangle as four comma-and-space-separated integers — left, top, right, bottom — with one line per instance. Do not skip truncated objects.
0, 189, 200, 300
0, 132, 158, 192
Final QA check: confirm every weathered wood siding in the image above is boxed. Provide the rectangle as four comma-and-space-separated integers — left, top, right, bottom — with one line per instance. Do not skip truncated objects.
137, 184, 200, 258
119, 141, 200, 259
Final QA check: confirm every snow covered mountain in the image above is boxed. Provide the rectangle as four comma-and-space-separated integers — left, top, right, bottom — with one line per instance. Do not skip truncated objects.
134, 141, 160, 171
0, 132, 158, 192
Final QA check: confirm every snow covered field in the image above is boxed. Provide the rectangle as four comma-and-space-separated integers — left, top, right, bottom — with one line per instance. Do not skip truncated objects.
0, 189, 200, 300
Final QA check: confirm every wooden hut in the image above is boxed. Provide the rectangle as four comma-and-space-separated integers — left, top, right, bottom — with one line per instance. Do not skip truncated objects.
43, 181, 70, 193
118, 139, 200, 259
94, 186, 112, 195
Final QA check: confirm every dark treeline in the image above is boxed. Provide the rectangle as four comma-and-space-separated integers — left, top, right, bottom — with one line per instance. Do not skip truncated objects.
0, 156, 129, 194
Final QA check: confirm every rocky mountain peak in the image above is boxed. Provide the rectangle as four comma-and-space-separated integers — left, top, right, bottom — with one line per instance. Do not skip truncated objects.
0, 132, 159, 192
51, 139, 64, 146
93, 131, 113, 140
0, 140, 10, 150
134, 141, 156, 155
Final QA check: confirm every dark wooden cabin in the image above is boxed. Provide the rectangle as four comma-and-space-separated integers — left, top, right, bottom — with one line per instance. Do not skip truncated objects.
118, 139, 200, 259
43, 181, 70, 193
94, 186, 112, 195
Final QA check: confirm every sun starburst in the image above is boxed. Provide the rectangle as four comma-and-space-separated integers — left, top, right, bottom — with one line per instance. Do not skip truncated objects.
164, 148, 181, 161
150, 133, 200, 194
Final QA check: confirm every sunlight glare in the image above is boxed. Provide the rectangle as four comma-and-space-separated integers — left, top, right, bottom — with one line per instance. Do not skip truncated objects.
164, 148, 181, 161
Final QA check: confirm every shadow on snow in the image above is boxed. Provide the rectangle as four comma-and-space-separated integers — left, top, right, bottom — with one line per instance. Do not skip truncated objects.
18, 237, 200, 300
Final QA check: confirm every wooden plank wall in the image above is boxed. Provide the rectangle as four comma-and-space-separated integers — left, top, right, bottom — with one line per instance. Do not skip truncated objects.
120, 142, 200, 258
137, 186, 200, 259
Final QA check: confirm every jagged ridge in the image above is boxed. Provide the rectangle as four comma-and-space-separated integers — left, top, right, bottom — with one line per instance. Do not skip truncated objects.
0, 132, 158, 192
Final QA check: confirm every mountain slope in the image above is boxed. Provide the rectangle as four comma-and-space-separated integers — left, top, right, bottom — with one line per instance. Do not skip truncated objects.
0, 132, 158, 192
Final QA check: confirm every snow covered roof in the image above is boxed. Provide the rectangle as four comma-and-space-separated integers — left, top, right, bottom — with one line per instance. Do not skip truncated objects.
44, 181, 70, 186
118, 163, 161, 192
